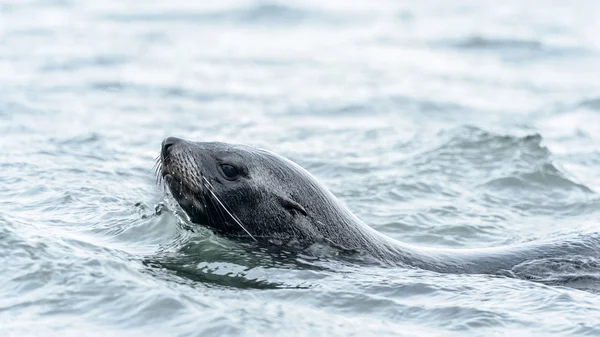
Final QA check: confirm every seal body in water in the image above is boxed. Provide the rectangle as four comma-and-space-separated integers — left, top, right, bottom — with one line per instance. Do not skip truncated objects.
158, 136, 600, 275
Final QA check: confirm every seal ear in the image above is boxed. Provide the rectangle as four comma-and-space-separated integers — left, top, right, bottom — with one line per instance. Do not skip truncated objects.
279, 195, 307, 216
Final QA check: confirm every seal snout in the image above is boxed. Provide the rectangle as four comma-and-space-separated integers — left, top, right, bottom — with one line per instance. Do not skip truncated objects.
162, 136, 183, 152
161, 136, 184, 158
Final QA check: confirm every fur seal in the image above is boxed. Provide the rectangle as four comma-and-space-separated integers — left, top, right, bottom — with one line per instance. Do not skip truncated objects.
157, 136, 600, 275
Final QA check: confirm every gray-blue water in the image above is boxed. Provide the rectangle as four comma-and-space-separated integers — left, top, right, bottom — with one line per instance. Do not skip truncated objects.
2, 0, 600, 336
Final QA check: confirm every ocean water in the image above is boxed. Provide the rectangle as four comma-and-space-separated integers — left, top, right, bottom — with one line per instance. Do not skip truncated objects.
2, 0, 600, 336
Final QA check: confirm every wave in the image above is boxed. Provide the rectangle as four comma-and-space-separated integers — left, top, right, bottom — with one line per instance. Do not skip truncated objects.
453, 36, 544, 50
101, 3, 334, 26
579, 97, 600, 111
412, 126, 550, 177
405, 126, 597, 214
443, 35, 593, 60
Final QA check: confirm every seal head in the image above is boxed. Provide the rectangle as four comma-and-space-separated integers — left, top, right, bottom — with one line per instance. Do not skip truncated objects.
159, 136, 347, 245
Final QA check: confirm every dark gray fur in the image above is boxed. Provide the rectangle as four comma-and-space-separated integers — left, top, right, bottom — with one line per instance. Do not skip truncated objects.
158, 137, 600, 275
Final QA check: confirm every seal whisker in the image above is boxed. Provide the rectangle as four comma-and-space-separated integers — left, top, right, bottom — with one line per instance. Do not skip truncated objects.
197, 172, 217, 226
207, 190, 227, 227
153, 153, 164, 187
202, 176, 257, 241
200, 184, 217, 228
202, 177, 246, 237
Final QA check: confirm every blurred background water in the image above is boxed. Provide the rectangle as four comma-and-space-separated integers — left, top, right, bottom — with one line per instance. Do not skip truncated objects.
1, 0, 600, 336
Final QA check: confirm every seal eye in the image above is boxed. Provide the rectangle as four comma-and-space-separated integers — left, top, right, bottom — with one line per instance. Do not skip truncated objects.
220, 164, 240, 180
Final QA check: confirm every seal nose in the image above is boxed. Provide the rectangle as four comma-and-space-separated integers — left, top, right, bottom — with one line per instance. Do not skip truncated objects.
162, 136, 182, 156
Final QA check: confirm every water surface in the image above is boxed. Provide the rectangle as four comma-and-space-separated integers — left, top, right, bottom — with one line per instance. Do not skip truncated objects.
2, 0, 600, 336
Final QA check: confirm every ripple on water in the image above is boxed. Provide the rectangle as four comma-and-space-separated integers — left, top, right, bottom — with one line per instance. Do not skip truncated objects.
100, 3, 337, 26
405, 126, 595, 210
445, 35, 593, 61
357, 125, 599, 247
2, 0, 600, 336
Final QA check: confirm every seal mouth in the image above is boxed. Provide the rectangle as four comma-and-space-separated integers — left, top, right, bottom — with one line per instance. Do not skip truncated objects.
154, 151, 210, 225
